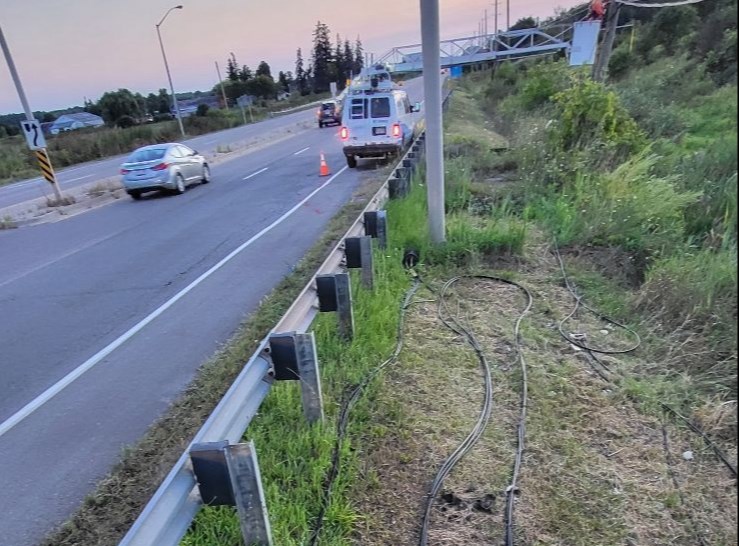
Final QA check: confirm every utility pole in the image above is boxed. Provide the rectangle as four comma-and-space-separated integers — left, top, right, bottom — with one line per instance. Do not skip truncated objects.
592, 1, 622, 82
507, 0, 510, 30
0, 23, 64, 202
215, 61, 229, 109
494, 0, 499, 34
420, 0, 445, 244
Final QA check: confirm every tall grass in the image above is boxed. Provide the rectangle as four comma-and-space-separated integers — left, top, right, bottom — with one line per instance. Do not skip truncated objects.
182, 251, 411, 545
526, 152, 700, 254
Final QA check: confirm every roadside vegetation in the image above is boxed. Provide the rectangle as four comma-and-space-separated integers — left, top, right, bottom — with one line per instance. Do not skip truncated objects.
182, 2, 736, 544
0, 20, 364, 187
0, 93, 323, 187
39, 3, 736, 545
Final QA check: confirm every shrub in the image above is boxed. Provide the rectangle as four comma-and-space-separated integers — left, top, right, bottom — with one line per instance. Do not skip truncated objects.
116, 115, 136, 129
549, 78, 646, 158
516, 60, 572, 109
608, 45, 634, 80
196, 104, 210, 117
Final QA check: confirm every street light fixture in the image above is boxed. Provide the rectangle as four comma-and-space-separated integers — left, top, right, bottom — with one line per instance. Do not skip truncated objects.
156, 5, 186, 138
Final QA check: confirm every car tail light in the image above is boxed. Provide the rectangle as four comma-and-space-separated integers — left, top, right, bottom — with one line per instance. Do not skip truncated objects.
120, 168, 130, 175
340, 127, 349, 140
392, 123, 401, 138
151, 163, 169, 171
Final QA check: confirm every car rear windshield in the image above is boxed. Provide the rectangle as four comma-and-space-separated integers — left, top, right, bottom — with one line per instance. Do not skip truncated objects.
127, 148, 167, 163
322, 103, 335, 111
370, 97, 390, 118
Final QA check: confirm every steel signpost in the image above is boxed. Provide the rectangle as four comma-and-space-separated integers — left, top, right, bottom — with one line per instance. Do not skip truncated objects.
1, 24, 64, 201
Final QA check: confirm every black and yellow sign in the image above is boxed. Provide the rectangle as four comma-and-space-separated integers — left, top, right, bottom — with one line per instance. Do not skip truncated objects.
35, 149, 56, 185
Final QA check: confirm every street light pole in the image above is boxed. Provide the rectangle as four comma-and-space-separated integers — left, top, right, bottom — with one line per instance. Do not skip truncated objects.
420, 0, 445, 244
156, 5, 185, 139
0, 23, 64, 201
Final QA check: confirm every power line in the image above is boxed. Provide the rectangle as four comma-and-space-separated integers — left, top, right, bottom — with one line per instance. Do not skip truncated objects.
616, 0, 709, 7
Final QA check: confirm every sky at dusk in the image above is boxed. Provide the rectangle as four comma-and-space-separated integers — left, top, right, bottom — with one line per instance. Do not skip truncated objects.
1, 0, 582, 114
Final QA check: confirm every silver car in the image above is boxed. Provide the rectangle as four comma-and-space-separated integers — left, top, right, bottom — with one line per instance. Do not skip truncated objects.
120, 143, 210, 199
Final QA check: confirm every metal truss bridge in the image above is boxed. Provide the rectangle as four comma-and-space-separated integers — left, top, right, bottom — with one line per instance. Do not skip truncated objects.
378, 27, 571, 73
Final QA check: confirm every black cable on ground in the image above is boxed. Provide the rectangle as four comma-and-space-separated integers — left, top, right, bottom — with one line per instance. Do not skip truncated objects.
418, 275, 533, 546
661, 419, 710, 546
553, 243, 641, 355
553, 243, 737, 481
307, 276, 421, 546
660, 402, 738, 479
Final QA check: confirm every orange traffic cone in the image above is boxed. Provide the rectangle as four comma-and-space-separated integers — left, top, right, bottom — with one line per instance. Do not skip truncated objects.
319, 152, 331, 177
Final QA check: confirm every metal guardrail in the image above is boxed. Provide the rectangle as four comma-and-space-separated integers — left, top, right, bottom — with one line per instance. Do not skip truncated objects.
268, 99, 324, 118
118, 128, 430, 546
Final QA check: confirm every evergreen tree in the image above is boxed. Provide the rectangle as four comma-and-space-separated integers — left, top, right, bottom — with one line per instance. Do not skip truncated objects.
239, 65, 253, 81
312, 21, 333, 93
226, 54, 239, 81
354, 37, 365, 74
256, 61, 273, 81
295, 48, 308, 95
278, 71, 290, 93
343, 39, 355, 80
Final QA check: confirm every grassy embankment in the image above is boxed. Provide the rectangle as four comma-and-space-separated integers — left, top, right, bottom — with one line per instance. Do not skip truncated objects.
43, 36, 737, 546
183, 54, 736, 544
0, 92, 326, 186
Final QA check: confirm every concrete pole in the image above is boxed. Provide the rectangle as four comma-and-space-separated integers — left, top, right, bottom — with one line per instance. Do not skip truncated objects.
420, 0, 445, 244
0, 23, 64, 201
507, 0, 511, 30
215, 61, 229, 109
156, 6, 186, 139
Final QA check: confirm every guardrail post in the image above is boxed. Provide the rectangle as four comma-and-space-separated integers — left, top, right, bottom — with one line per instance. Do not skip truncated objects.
388, 175, 404, 199
316, 273, 355, 340
364, 210, 387, 249
227, 442, 273, 546
268, 332, 325, 423
335, 273, 354, 340
344, 236, 374, 289
190, 441, 273, 546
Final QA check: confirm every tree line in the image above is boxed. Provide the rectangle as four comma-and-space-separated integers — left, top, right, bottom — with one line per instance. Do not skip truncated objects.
219, 21, 365, 103
0, 21, 366, 135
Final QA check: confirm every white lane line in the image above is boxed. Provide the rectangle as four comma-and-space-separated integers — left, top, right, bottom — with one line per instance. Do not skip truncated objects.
243, 167, 268, 180
0, 165, 349, 439
7, 179, 42, 190
62, 174, 93, 183
294, 146, 310, 156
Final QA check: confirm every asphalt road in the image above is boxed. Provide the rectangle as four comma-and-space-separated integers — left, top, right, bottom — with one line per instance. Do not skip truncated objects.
0, 78, 425, 546
0, 105, 318, 210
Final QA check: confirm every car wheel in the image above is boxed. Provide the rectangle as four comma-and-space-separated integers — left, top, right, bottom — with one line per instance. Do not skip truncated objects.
346, 155, 357, 169
173, 174, 186, 195
319, 121, 324, 128
201, 164, 211, 184
127, 190, 142, 200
